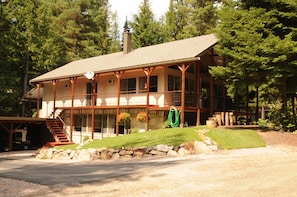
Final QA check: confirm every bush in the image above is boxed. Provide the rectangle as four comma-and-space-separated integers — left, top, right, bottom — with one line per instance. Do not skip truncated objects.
265, 100, 297, 132
162, 121, 170, 129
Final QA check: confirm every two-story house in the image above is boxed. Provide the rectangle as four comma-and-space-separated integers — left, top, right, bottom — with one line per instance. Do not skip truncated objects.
30, 31, 232, 143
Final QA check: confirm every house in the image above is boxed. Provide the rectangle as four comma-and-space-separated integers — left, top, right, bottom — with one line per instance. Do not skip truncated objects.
29, 30, 232, 143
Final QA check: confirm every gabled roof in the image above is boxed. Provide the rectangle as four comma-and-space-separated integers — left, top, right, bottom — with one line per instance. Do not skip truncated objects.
30, 33, 218, 83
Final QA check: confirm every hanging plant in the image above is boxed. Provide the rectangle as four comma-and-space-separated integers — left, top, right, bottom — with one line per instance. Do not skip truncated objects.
118, 112, 131, 122
136, 111, 148, 122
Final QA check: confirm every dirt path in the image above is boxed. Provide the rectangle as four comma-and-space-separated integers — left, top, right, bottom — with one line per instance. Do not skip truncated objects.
1, 131, 297, 197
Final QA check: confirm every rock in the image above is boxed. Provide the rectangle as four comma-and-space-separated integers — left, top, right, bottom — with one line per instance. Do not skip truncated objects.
74, 149, 91, 161
111, 153, 120, 160
119, 149, 126, 156
69, 150, 76, 159
122, 154, 133, 159
156, 144, 170, 152
97, 147, 107, 152
194, 141, 212, 154
133, 149, 146, 157
54, 151, 70, 160
149, 150, 166, 156
100, 151, 110, 160
167, 150, 178, 156
178, 147, 190, 156
88, 148, 97, 155
209, 144, 219, 151
173, 146, 179, 152
204, 137, 212, 146
125, 149, 134, 155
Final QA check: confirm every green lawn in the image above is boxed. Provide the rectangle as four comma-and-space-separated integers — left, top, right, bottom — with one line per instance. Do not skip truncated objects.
57, 127, 266, 150
205, 128, 266, 150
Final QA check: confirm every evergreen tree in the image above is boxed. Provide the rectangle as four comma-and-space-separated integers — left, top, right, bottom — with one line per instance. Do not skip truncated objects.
130, 0, 164, 48
108, 11, 121, 53
211, 0, 297, 129
164, 0, 219, 41
0, 0, 118, 116
2, 0, 60, 116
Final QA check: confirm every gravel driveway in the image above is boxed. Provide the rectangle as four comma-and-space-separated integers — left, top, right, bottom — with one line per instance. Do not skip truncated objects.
1, 131, 297, 197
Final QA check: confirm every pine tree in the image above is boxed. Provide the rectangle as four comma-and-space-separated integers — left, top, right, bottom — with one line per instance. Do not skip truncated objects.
130, 0, 164, 48
164, 0, 219, 41
211, 0, 297, 128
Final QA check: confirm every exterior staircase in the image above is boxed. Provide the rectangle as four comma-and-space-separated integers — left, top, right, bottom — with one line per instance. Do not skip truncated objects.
45, 119, 73, 147
206, 112, 234, 127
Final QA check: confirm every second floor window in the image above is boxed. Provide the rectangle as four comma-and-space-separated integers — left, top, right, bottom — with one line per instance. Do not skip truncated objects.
168, 75, 181, 91
120, 78, 136, 94
139, 76, 158, 92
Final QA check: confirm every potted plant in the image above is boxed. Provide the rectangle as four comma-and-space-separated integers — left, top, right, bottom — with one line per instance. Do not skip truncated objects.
117, 112, 131, 134
136, 111, 148, 122
117, 112, 131, 122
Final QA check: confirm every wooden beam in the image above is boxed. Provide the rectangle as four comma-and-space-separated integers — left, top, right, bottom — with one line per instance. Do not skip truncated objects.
91, 74, 99, 139
115, 71, 124, 136
143, 67, 155, 131
196, 60, 201, 126
36, 83, 41, 117
70, 77, 77, 142
52, 80, 58, 118
178, 64, 190, 128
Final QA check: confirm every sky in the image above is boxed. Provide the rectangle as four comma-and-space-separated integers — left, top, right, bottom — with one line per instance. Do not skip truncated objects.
109, 0, 170, 29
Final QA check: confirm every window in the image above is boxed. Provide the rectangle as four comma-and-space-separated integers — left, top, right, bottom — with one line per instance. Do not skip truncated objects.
120, 78, 136, 94
139, 76, 158, 92
186, 78, 195, 92
168, 75, 181, 91
86, 82, 97, 106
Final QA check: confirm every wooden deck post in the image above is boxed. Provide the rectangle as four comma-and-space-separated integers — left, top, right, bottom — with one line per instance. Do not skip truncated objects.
178, 64, 190, 128
115, 71, 124, 136
91, 74, 98, 139
143, 67, 155, 131
196, 60, 201, 126
36, 83, 41, 118
70, 77, 76, 141
52, 80, 58, 118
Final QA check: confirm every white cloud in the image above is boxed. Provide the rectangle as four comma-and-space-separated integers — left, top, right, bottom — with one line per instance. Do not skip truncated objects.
109, 0, 170, 29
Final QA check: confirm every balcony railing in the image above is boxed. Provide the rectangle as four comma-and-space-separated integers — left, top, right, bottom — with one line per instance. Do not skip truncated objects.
53, 91, 199, 108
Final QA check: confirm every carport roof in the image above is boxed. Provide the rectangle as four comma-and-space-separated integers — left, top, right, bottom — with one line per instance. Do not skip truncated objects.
0, 117, 47, 123
30, 33, 218, 83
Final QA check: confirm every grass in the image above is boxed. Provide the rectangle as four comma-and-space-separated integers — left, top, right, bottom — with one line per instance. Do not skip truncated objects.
57, 127, 202, 150
205, 128, 266, 150
56, 127, 266, 150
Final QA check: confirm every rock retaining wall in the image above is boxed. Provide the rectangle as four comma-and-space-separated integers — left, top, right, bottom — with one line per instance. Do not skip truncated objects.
35, 130, 218, 161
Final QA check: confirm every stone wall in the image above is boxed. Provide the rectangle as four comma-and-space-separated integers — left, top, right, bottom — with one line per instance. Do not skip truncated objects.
35, 129, 218, 161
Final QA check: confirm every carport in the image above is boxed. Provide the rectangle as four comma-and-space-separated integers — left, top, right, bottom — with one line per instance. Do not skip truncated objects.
0, 117, 48, 151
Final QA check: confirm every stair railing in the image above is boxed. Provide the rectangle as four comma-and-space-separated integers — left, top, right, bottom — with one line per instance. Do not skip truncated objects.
56, 114, 71, 140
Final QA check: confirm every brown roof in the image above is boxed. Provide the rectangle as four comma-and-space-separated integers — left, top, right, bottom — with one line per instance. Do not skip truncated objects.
30, 33, 218, 83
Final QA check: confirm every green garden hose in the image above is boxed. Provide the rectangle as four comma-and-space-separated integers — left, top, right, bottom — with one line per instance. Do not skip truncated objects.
167, 106, 180, 128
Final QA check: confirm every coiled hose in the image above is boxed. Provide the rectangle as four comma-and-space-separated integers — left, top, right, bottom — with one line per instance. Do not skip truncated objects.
167, 106, 180, 128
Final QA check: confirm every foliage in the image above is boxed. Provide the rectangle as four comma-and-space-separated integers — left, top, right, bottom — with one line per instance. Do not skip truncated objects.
265, 100, 296, 132
129, 0, 164, 48
136, 111, 148, 122
164, 0, 219, 41
117, 112, 131, 122
212, 0, 297, 125
162, 120, 170, 129
0, 0, 120, 116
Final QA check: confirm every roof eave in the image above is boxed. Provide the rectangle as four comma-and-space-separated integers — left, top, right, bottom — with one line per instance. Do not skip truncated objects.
30, 57, 200, 84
